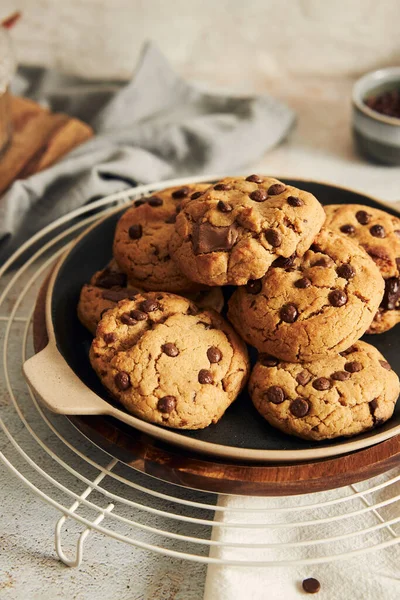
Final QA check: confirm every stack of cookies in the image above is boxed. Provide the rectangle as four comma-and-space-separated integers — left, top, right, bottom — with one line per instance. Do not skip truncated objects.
78, 176, 400, 441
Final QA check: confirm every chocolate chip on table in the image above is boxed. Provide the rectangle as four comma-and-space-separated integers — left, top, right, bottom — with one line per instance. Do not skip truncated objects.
336, 264, 356, 279
296, 370, 312, 385
356, 210, 371, 225
328, 289, 347, 307
217, 200, 233, 212
102, 289, 131, 302
128, 224, 143, 240
172, 186, 190, 199
340, 224, 355, 234
381, 277, 400, 310
148, 195, 163, 207
130, 309, 148, 321
246, 174, 264, 183
198, 369, 213, 384
165, 214, 177, 224
290, 398, 310, 417
207, 346, 222, 363
157, 395, 176, 413
96, 271, 127, 289
120, 313, 138, 326
162, 343, 179, 357
302, 577, 321, 594
192, 222, 238, 254
214, 183, 232, 191
259, 354, 279, 367
104, 332, 117, 344
331, 370, 351, 381
267, 183, 286, 195
246, 279, 262, 294
287, 195, 304, 207
379, 360, 392, 371
312, 377, 331, 391
272, 254, 295, 268
264, 228, 282, 247
191, 191, 203, 200
295, 277, 311, 289
115, 371, 131, 390
280, 303, 298, 323
250, 189, 268, 202
370, 224, 386, 238
141, 299, 160, 313
345, 361, 363, 373
265, 386, 285, 404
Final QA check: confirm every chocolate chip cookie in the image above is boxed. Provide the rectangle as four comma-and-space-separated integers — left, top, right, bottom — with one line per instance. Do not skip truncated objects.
324, 204, 400, 333
228, 228, 384, 362
249, 341, 399, 441
169, 175, 326, 286
89, 292, 250, 429
113, 184, 210, 293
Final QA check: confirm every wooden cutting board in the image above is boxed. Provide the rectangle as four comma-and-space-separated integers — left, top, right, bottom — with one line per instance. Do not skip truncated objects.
0, 94, 93, 195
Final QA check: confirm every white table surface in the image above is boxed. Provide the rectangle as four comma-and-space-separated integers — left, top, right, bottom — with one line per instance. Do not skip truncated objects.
1, 75, 400, 600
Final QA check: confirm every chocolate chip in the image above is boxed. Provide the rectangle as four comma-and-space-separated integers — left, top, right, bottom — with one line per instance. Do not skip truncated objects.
214, 183, 232, 191
198, 369, 213, 384
340, 224, 355, 234
313, 257, 333, 268
130, 309, 148, 321
287, 195, 304, 207
340, 345, 358, 356
250, 189, 268, 202
104, 332, 117, 344
134, 199, 146, 207
302, 578, 320, 594
148, 195, 163, 207
165, 214, 177, 224
128, 224, 143, 240
265, 386, 285, 404
272, 254, 295, 268
217, 200, 233, 212
121, 313, 138, 326
162, 343, 179, 357
296, 370, 312, 385
268, 183, 286, 195
331, 370, 350, 381
280, 303, 298, 323
264, 228, 282, 247
95, 271, 127, 289
246, 279, 262, 294
115, 371, 131, 390
207, 346, 222, 363
356, 210, 371, 225
380, 360, 392, 370
172, 186, 190, 199
328, 290, 347, 307
141, 299, 160, 313
336, 264, 356, 279
259, 354, 279, 367
312, 377, 331, 391
157, 396, 176, 413
290, 398, 310, 417
191, 191, 203, 200
370, 224, 386, 238
345, 361, 363, 373
192, 222, 238, 254
246, 174, 263, 183
295, 277, 311, 289
102, 289, 131, 302
381, 277, 400, 310
365, 246, 391, 263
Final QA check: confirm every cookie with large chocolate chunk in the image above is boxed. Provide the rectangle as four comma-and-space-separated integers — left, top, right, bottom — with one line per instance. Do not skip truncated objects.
169, 176, 326, 286
324, 204, 400, 333
89, 292, 249, 429
113, 184, 211, 293
249, 341, 399, 441
228, 229, 384, 362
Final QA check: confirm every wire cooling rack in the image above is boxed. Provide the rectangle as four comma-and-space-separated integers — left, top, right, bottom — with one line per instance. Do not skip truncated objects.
1, 176, 400, 569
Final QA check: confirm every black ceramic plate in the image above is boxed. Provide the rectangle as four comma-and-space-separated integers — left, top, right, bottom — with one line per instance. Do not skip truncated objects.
39, 179, 400, 461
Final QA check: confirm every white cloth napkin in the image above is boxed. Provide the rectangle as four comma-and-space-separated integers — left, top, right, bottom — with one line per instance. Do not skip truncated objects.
204, 469, 400, 599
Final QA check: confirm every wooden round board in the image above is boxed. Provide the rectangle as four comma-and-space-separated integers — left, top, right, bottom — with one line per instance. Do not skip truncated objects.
31, 180, 400, 496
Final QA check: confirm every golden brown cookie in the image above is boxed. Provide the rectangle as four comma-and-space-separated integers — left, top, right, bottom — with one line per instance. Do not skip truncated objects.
113, 184, 211, 292
169, 175, 326, 286
228, 229, 384, 362
89, 292, 250, 429
249, 341, 399, 441
324, 204, 400, 334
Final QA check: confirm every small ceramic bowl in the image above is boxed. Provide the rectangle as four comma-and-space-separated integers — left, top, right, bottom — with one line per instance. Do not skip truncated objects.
352, 67, 400, 165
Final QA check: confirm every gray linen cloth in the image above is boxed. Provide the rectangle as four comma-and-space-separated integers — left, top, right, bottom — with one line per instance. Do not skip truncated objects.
0, 42, 295, 263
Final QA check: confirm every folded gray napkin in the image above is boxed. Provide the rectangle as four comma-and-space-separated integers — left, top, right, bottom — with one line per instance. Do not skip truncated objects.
0, 42, 295, 263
